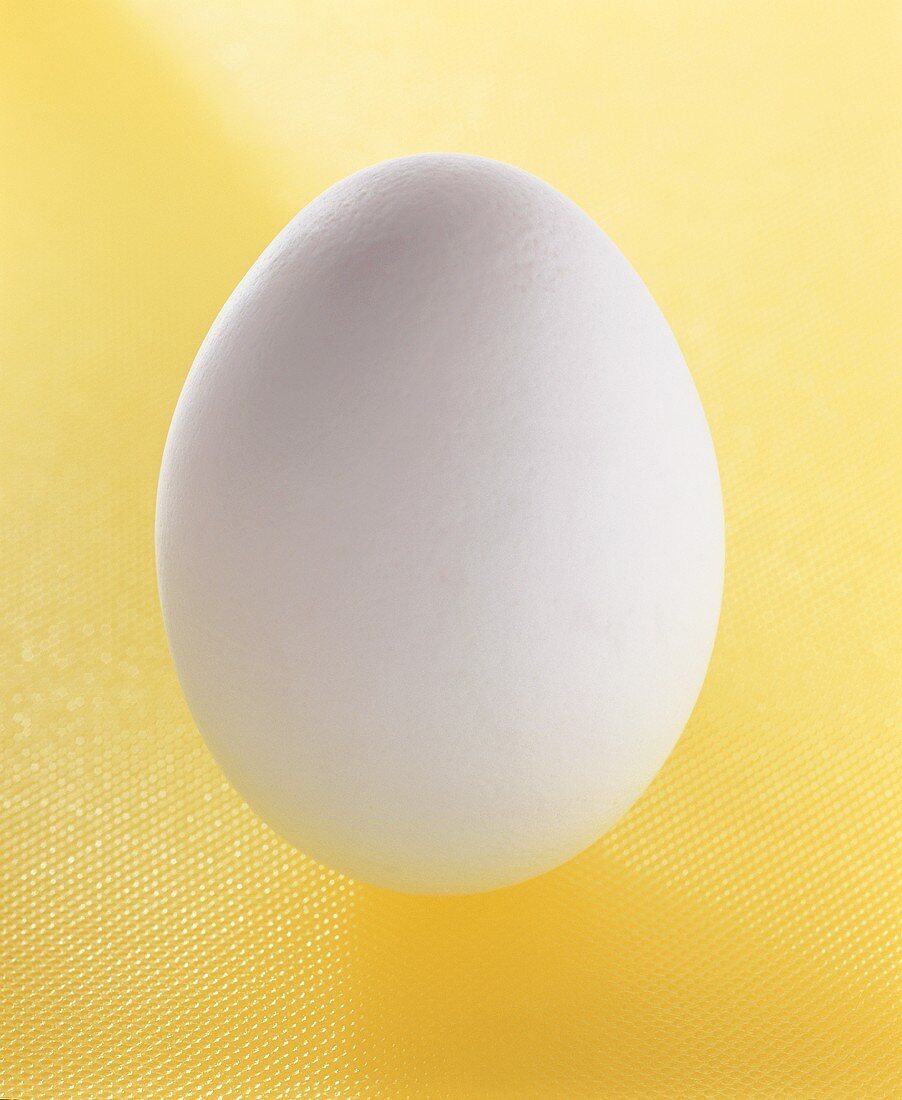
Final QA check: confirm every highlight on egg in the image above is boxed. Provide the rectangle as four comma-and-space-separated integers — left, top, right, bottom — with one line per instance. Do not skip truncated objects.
156, 154, 724, 894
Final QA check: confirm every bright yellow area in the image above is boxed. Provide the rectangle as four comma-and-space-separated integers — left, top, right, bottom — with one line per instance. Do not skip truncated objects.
1, 1, 899, 1095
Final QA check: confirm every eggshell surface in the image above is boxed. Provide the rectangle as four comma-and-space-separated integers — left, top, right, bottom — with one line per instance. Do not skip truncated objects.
156, 154, 723, 894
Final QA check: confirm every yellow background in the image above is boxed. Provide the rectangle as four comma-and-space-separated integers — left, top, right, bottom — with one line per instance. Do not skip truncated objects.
2, 1, 899, 1095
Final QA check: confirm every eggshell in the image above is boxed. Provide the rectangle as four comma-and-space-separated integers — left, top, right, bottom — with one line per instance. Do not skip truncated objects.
156, 154, 724, 894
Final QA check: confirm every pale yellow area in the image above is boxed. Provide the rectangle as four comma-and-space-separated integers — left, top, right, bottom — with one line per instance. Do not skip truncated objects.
1, 1, 899, 1095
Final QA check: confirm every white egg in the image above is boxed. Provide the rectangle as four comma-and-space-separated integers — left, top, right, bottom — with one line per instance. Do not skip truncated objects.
156, 154, 723, 894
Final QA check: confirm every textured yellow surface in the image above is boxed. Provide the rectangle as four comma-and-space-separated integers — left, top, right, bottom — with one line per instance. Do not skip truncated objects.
1, 0, 900, 1095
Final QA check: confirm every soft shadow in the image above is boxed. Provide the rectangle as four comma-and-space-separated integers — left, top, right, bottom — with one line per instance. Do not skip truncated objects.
334, 808, 870, 1096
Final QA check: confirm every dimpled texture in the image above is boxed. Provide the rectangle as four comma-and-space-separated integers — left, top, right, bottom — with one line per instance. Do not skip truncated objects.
155, 154, 724, 894
1, 0, 899, 1095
